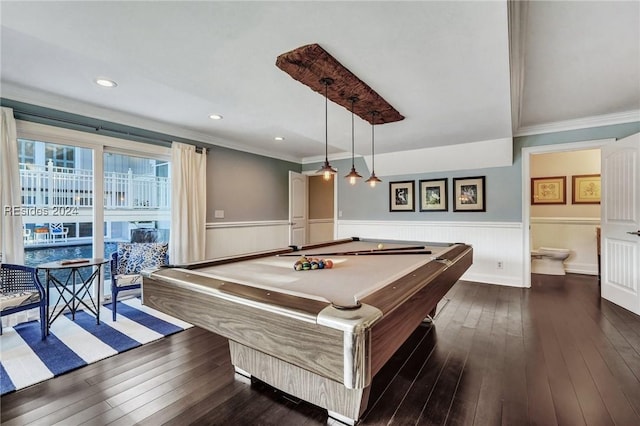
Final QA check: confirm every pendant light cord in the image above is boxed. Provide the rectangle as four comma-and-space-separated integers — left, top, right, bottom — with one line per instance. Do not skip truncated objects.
325, 81, 329, 162
317, 77, 336, 179
371, 111, 376, 173
351, 98, 355, 167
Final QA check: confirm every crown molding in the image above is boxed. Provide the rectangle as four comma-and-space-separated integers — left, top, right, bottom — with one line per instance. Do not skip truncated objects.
301, 152, 355, 165
515, 110, 640, 137
2, 82, 304, 164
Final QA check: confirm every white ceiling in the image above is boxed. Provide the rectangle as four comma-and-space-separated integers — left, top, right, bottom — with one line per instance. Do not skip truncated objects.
1, 1, 639, 163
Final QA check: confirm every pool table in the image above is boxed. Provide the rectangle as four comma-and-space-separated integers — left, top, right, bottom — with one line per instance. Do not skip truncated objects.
142, 237, 472, 424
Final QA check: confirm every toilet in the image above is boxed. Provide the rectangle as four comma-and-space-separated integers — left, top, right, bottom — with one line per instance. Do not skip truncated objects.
531, 247, 571, 275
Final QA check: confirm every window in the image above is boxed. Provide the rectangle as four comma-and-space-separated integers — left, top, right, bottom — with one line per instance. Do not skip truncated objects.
18, 139, 35, 164
103, 151, 171, 266
17, 121, 172, 302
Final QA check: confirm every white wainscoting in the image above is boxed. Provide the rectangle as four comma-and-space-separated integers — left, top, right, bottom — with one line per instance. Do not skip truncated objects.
530, 217, 600, 276
308, 218, 334, 244
204, 219, 527, 287
206, 221, 290, 259
336, 220, 525, 287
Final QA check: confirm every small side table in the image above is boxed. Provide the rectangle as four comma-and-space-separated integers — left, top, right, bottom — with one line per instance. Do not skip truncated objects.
37, 258, 109, 335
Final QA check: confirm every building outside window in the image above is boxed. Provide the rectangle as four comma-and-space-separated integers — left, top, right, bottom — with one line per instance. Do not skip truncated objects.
45, 143, 75, 170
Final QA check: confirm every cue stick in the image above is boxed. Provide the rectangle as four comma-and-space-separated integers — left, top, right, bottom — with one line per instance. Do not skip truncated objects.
299, 245, 427, 256
278, 249, 432, 257
278, 245, 423, 256
367, 245, 426, 252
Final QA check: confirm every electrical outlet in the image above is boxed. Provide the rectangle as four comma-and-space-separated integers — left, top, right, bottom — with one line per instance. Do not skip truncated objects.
497, 261, 504, 269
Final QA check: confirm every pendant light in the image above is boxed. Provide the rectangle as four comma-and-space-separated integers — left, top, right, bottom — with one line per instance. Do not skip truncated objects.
317, 77, 337, 181
344, 96, 362, 185
365, 111, 382, 188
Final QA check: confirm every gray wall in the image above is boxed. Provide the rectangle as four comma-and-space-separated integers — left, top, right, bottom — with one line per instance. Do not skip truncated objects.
304, 157, 521, 221
304, 122, 640, 222
206, 146, 301, 222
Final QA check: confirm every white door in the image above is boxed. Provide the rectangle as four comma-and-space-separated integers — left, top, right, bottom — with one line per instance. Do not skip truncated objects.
288, 171, 307, 246
601, 132, 640, 315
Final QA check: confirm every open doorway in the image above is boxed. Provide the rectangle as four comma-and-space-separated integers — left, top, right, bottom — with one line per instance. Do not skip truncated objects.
307, 174, 336, 243
521, 138, 613, 287
288, 171, 337, 246
530, 149, 601, 276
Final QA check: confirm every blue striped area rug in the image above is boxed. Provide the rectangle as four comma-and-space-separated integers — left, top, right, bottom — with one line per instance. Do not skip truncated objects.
0, 298, 192, 395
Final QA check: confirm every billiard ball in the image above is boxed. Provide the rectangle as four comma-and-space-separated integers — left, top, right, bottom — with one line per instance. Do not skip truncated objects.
377, 243, 384, 250
324, 259, 333, 269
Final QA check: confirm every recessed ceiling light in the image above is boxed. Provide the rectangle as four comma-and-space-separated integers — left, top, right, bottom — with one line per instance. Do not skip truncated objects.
274, 136, 285, 141
209, 114, 223, 120
95, 78, 117, 88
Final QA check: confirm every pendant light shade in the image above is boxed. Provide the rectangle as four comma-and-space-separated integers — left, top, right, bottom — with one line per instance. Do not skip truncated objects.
345, 166, 362, 185
345, 96, 362, 185
317, 77, 337, 181
319, 161, 337, 181
365, 111, 382, 188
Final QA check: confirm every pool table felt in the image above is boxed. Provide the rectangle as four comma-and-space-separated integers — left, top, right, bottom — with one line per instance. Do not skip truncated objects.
185, 241, 451, 308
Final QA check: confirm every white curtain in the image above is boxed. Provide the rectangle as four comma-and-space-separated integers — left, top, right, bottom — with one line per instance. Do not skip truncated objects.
0, 107, 25, 265
169, 142, 207, 264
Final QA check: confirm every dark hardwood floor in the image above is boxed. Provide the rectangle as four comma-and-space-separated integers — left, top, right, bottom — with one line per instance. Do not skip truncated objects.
2, 274, 640, 425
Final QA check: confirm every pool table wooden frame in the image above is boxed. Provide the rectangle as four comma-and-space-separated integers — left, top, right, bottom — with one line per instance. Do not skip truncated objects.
142, 238, 472, 424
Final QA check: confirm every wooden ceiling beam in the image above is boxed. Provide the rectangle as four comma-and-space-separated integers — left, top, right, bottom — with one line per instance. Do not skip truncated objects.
276, 43, 404, 125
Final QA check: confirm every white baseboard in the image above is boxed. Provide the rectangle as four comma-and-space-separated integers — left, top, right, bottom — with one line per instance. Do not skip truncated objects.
463, 272, 525, 287
565, 262, 598, 276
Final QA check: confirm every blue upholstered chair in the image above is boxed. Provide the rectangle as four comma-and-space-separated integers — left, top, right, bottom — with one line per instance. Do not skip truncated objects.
110, 242, 168, 321
0, 263, 47, 340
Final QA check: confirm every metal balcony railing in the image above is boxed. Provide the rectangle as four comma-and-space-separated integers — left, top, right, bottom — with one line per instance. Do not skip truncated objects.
20, 161, 171, 210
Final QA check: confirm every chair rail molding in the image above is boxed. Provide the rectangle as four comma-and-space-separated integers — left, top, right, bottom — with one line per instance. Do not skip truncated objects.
531, 216, 600, 225
206, 220, 289, 229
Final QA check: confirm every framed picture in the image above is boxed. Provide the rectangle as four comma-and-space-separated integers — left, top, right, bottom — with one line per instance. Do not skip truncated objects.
389, 180, 415, 212
531, 176, 566, 205
453, 176, 485, 212
572, 174, 601, 204
419, 179, 448, 212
